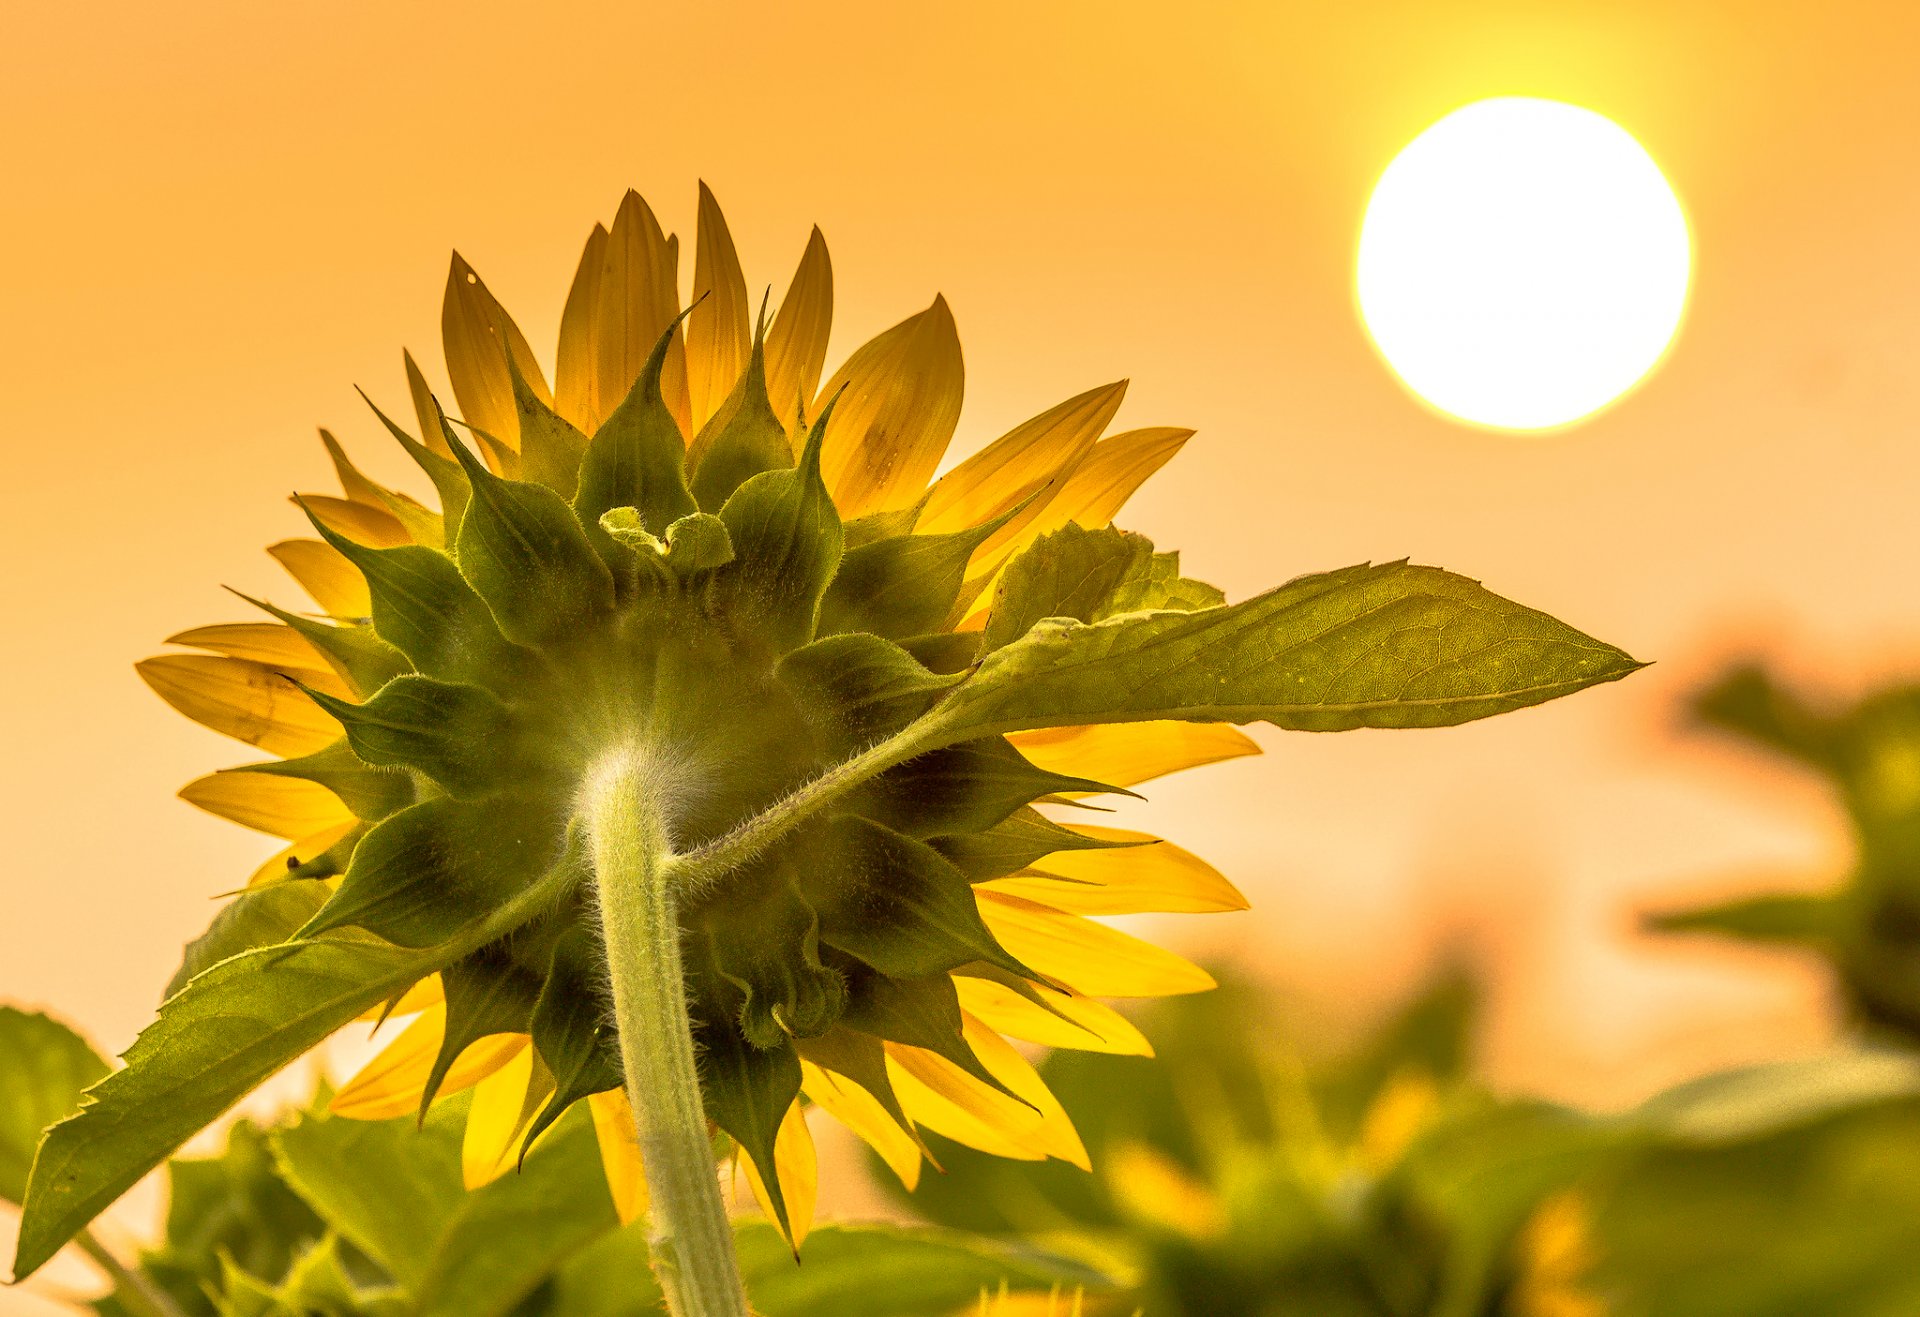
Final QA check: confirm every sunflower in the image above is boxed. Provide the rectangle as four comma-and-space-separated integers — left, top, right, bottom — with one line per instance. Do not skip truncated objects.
19, 186, 1637, 1310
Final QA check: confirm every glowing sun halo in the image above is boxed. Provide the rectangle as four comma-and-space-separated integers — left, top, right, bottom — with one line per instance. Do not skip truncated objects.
1356, 97, 1691, 432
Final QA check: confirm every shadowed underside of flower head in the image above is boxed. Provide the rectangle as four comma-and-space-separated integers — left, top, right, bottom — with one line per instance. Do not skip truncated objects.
12, 185, 1640, 1286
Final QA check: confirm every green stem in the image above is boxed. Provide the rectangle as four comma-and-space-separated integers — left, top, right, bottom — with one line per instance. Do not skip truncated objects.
74, 1227, 186, 1317
584, 750, 749, 1317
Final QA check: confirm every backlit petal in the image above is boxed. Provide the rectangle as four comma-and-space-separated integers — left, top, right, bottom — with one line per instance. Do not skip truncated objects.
956, 1014, 1088, 1169
138, 655, 342, 756
588, 1089, 650, 1224
555, 223, 610, 432
1027, 426, 1190, 531
985, 826, 1248, 916
179, 772, 353, 839
977, 891, 1216, 997
952, 976, 1153, 1056
799, 1058, 921, 1190
268, 539, 371, 619
443, 253, 551, 453
738, 1101, 817, 1251
405, 350, 455, 459
1006, 722, 1259, 794
462, 1044, 537, 1188
917, 382, 1124, 537
165, 623, 329, 673
687, 183, 753, 434
764, 227, 833, 437
814, 297, 963, 518
886, 1016, 1086, 1167
296, 494, 410, 550
330, 1007, 525, 1121
595, 191, 688, 440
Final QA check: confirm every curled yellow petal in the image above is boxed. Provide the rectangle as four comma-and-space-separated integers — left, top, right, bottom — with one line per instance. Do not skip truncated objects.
555, 223, 610, 433
463, 1043, 544, 1189
917, 381, 1124, 537
588, 1089, 650, 1224
1006, 722, 1259, 794
765, 227, 833, 436
737, 1101, 817, 1251
595, 191, 688, 440
247, 820, 358, 888
687, 183, 752, 435
799, 1058, 922, 1191
267, 539, 371, 619
138, 655, 342, 757
985, 826, 1248, 917
814, 296, 963, 519
442, 252, 551, 454
295, 494, 410, 550
179, 771, 353, 839
330, 1007, 525, 1121
952, 976, 1153, 1057
977, 891, 1215, 998
165, 622, 329, 673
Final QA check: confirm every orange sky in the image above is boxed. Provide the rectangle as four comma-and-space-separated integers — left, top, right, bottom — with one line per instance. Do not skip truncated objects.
5, 1, 1920, 1270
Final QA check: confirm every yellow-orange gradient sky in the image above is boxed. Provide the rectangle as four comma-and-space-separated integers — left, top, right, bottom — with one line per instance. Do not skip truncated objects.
5, 0, 1919, 1206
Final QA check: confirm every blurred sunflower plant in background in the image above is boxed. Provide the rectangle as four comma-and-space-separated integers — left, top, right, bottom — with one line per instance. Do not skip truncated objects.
9, 187, 1639, 1316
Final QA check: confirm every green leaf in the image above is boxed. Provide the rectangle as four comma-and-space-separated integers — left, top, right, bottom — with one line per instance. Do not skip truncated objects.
165, 883, 330, 999
144, 1119, 326, 1301
1103, 548, 1225, 616
736, 1222, 1112, 1317
1647, 892, 1845, 945
1693, 663, 1838, 769
1630, 1050, 1920, 1145
0, 1009, 108, 1205
14, 938, 435, 1280
709, 407, 843, 653
982, 522, 1154, 652
532, 1222, 665, 1317
804, 815, 1029, 979
300, 800, 569, 948
688, 332, 794, 513
574, 316, 697, 557
450, 439, 616, 646
303, 676, 519, 800
938, 559, 1643, 738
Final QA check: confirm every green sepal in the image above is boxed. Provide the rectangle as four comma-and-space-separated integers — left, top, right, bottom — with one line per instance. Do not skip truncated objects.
841, 497, 927, 550
855, 736, 1122, 840
804, 815, 1032, 980
819, 517, 1004, 642
523, 926, 621, 1157
301, 676, 520, 800
690, 948, 803, 1241
448, 438, 616, 646
0, 1009, 110, 1206
599, 508, 736, 579
837, 967, 1026, 1105
163, 882, 329, 1000
708, 401, 844, 654
792, 1026, 921, 1149
687, 327, 793, 513
231, 590, 410, 697
504, 347, 590, 500
574, 314, 698, 565
358, 386, 469, 543
12, 938, 438, 1282
899, 630, 985, 675
778, 632, 961, 755
942, 558, 1646, 738
696, 857, 847, 1049
295, 510, 525, 688
298, 799, 571, 949
227, 742, 414, 821
422, 943, 550, 1114
1648, 892, 1847, 945
929, 806, 1133, 882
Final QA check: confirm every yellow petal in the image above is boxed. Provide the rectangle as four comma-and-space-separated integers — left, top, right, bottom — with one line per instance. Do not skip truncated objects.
885, 1016, 1087, 1168
917, 382, 1124, 537
687, 183, 753, 435
1106, 1141, 1223, 1238
353, 972, 445, 1023
165, 622, 328, 672
595, 191, 688, 440
330, 1006, 526, 1120
139, 655, 342, 756
179, 771, 354, 839
1006, 722, 1259, 794
764, 227, 833, 437
268, 539, 371, 619
977, 891, 1215, 998
442, 252, 551, 453
814, 296, 963, 519
555, 223, 610, 433
463, 1043, 543, 1189
951, 976, 1153, 1057
737, 1101, 817, 1251
1032, 426, 1191, 531
799, 1058, 922, 1191
588, 1089, 650, 1224
247, 821, 358, 888
319, 429, 390, 508
404, 350, 455, 458
295, 494, 410, 550
985, 826, 1248, 917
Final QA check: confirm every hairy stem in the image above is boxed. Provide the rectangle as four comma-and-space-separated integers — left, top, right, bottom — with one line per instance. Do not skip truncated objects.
75, 1227, 187, 1317
584, 751, 748, 1317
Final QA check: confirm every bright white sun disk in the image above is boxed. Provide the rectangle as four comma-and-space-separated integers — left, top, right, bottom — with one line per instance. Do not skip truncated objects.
1356, 97, 1691, 432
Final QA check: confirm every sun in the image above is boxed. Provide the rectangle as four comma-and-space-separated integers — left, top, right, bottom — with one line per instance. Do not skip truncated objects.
1356, 97, 1691, 433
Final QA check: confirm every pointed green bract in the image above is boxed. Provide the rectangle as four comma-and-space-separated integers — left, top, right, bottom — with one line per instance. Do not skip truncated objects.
575, 317, 698, 551
233, 742, 415, 821
710, 408, 844, 654
689, 332, 794, 513
305, 676, 520, 800
505, 348, 591, 499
